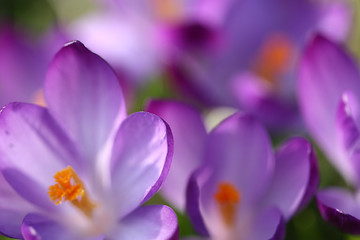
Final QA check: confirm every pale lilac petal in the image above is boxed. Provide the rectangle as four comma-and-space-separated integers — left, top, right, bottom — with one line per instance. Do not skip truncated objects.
248, 207, 284, 240
146, 100, 206, 210
69, 11, 165, 83
45, 41, 126, 167
297, 34, 360, 182
21, 213, 102, 240
113, 205, 178, 240
0, 208, 27, 239
336, 93, 360, 151
335, 92, 360, 185
202, 113, 274, 205
317, 188, 360, 234
317, 1, 353, 42
0, 176, 37, 239
0, 172, 35, 238
262, 137, 319, 219
0, 103, 81, 210
110, 112, 173, 217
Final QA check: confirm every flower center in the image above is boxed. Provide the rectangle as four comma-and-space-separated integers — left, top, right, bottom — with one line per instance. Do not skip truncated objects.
253, 34, 294, 87
214, 182, 241, 228
48, 166, 96, 217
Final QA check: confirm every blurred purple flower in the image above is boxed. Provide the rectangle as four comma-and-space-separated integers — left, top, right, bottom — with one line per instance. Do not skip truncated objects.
0, 25, 67, 107
147, 100, 318, 239
297, 34, 360, 234
168, 0, 352, 131
67, 0, 233, 87
0, 41, 177, 240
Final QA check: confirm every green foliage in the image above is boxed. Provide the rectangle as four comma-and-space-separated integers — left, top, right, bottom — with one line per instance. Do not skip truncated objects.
0, 0, 55, 35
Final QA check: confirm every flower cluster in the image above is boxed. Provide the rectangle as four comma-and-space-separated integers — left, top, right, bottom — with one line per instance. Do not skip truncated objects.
0, 0, 359, 239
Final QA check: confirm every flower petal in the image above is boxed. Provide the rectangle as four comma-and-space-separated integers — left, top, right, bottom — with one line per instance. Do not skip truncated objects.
187, 113, 274, 237
317, 1, 353, 42
262, 137, 319, 219
45, 41, 126, 167
334, 92, 360, 185
21, 213, 102, 240
69, 12, 164, 82
336, 92, 360, 152
248, 207, 284, 240
203, 112, 274, 204
317, 188, 360, 234
0, 103, 80, 210
297, 34, 360, 181
0, 172, 35, 238
231, 72, 301, 131
114, 205, 178, 240
110, 112, 173, 217
146, 100, 207, 210
186, 168, 210, 237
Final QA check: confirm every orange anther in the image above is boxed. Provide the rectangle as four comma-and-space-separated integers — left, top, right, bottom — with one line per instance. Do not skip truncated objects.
152, 0, 181, 21
48, 166, 95, 217
254, 34, 294, 85
214, 182, 241, 227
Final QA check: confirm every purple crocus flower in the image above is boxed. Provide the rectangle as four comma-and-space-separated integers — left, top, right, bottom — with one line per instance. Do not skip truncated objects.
147, 100, 318, 239
168, 0, 352, 131
66, 0, 233, 87
0, 41, 178, 240
297, 34, 360, 234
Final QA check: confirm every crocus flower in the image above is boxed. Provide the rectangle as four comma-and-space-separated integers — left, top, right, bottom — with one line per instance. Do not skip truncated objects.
147, 100, 318, 239
168, 0, 352, 131
65, 0, 232, 86
297, 34, 360, 234
0, 41, 178, 240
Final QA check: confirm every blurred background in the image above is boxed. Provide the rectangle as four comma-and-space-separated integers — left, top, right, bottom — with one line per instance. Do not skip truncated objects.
1, 0, 360, 239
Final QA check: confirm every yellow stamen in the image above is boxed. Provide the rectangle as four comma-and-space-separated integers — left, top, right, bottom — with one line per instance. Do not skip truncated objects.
48, 166, 96, 217
254, 34, 294, 86
214, 182, 241, 227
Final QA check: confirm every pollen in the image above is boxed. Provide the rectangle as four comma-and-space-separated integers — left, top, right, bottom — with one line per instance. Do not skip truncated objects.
254, 34, 294, 86
214, 182, 241, 227
48, 166, 95, 217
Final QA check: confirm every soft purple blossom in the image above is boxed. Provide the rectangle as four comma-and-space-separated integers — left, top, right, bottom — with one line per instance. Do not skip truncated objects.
297, 34, 360, 234
0, 41, 177, 240
147, 100, 318, 239
66, 0, 234, 88
168, 0, 352, 131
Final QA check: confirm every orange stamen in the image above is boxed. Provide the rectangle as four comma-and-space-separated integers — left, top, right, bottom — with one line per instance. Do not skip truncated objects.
152, 0, 181, 21
48, 166, 95, 217
254, 34, 294, 86
32, 89, 46, 107
214, 182, 241, 227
